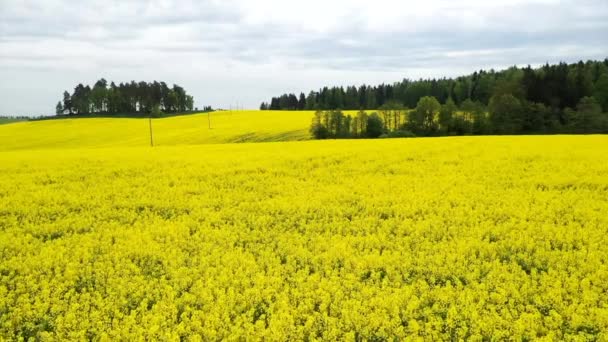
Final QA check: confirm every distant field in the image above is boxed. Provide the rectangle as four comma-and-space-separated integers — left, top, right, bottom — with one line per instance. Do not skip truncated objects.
1, 136, 607, 340
0, 110, 324, 151
0, 117, 27, 125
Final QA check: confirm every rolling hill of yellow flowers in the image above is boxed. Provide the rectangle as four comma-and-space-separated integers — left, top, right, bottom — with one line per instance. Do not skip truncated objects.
0, 110, 320, 151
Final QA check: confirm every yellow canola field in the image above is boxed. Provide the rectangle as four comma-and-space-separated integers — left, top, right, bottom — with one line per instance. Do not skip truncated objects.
1, 136, 608, 340
0, 110, 319, 151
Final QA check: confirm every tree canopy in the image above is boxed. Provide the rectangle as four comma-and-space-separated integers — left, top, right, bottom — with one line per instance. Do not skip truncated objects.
309, 91, 608, 140
264, 59, 608, 113
56, 79, 194, 116
290, 59, 608, 139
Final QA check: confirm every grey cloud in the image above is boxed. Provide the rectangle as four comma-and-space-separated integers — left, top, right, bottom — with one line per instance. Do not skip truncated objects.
0, 0, 607, 115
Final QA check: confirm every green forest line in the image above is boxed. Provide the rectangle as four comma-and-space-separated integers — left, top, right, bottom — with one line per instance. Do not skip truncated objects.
263, 59, 608, 138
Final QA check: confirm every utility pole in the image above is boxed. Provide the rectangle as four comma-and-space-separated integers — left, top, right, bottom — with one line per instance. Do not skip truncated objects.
149, 115, 154, 147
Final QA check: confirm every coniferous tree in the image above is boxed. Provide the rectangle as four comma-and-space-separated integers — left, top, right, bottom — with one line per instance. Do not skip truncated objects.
56, 80, 194, 116
593, 73, 608, 112
62, 91, 72, 114
55, 102, 63, 115
263, 60, 608, 123
298, 93, 306, 110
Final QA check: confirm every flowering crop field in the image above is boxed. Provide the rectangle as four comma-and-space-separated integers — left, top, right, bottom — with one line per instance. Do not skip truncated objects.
1, 135, 608, 340
0, 110, 317, 151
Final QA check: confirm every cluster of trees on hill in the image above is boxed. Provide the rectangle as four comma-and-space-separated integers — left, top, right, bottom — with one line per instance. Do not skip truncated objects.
56, 79, 195, 116
311, 95, 607, 139
263, 59, 608, 114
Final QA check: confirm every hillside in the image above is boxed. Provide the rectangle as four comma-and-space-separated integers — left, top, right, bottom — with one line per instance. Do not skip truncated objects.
0, 117, 27, 125
0, 110, 320, 151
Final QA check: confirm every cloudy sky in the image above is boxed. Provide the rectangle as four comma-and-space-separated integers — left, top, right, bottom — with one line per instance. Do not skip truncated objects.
0, 0, 607, 115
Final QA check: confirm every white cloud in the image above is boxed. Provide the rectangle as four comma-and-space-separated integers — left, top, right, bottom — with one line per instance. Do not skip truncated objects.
0, 0, 607, 115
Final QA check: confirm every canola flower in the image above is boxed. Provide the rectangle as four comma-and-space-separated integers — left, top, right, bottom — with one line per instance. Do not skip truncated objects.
0, 136, 607, 340
0, 110, 317, 151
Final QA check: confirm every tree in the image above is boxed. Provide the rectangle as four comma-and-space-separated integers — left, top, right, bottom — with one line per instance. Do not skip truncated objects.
172, 84, 187, 112
55, 102, 63, 115
378, 101, 405, 132
90, 78, 108, 113
185, 95, 194, 111
522, 65, 541, 103
351, 110, 368, 137
298, 93, 306, 110
71, 84, 91, 114
310, 123, 329, 139
310, 111, 326, 138
150, 81, 162, 111
570, 96, 603, 133
562, 107, 576, 129
452, 80, 469, 105
326, 110, 346, 136
439, 98, 457, 134
62, 91, 72, 114
150, 104, 163, 118
522, 101, 549, 133
340, 115, 352, 138
345, 86, 359, 109
488, 94, 523, 134
57, 80, 194, 116
566, 63, 593, 107
410, 96, 441, 134
269, 97, 279, 110
305, 92, 317, 110
492, 67, 525, 100
288, 94, 299, 110
159, 82, 170, 111
365, 89, 377, 109
264, 60, 606, 110
366, 113, 384, 138
107, 82, 120, 114
471, 72, 495, 104
165, 90, 178, 113
593, 73, 608, 112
